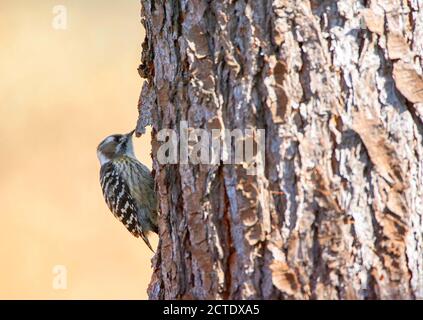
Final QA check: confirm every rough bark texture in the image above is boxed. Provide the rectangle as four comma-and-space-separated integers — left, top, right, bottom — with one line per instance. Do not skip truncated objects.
136, 0, 423, 299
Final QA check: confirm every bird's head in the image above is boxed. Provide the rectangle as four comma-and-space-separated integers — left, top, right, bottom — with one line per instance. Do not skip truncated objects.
97, 130, 135, 165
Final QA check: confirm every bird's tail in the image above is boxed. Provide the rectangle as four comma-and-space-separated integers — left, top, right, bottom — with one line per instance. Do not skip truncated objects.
140, 231, 155, 253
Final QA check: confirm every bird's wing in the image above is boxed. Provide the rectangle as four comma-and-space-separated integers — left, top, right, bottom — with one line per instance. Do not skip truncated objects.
132, 161, 158, 232
100, 162, 154, 252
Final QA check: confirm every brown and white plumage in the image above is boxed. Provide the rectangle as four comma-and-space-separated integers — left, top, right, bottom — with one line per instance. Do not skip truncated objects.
97, 130, 157, 252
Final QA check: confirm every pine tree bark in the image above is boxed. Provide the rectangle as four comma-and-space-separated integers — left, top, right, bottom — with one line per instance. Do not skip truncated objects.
136, 0, 423, 300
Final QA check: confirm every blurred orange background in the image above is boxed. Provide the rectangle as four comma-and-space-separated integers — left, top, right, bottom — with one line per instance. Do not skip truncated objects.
0, 0, 155, 299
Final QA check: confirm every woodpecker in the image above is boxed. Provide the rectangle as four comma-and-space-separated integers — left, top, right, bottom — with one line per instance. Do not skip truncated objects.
97, 130, 158, 252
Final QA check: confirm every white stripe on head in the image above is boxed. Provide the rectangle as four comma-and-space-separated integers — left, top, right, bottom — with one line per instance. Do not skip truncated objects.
97, 135, 117, 166
97, 150, 111, 166
100, 135, 116, 147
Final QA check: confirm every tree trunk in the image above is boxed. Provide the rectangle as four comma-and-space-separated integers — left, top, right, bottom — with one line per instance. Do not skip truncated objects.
136, 0, 423, 300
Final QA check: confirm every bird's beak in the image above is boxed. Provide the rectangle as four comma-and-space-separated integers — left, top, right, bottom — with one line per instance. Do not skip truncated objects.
126, 130, 135, 137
